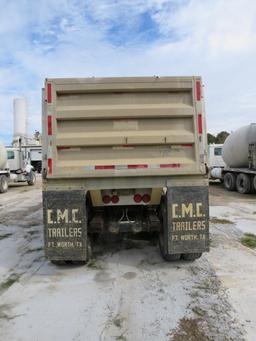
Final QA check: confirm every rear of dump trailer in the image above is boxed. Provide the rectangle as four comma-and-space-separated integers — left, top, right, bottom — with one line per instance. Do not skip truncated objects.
42, 77, 209, 263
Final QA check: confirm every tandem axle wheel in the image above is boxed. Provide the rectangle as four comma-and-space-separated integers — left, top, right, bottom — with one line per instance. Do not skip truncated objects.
158, 232, 202, 262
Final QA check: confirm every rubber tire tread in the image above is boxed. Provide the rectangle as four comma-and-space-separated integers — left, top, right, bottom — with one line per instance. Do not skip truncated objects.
223, 172, 236, 191
27, 171, 36, 186
0, 175, 8, 193
159, 232, 181, 262
182, 253, 202, 261
236, 173, 251, 194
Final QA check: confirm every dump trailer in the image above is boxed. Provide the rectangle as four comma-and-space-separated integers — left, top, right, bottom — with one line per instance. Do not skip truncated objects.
42, 76, 209, 263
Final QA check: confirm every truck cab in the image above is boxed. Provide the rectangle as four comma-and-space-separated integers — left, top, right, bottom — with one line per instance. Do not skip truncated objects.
208, 144, 226, 169
6, 146, 36, 186
7, 148, 27, 171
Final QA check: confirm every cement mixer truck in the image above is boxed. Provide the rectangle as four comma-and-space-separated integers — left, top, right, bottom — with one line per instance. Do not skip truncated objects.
210, 124, 256, 194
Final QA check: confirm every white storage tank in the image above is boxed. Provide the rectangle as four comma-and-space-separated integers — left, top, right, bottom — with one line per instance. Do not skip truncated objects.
0, 140, 7, 169
13, 98, 27, 138
222, 123, 256, 168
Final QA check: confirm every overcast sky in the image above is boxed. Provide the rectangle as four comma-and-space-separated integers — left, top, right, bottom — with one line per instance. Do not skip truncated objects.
0, 0, 256, 144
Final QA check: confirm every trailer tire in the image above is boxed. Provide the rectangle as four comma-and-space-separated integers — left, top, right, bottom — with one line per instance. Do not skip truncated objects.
159, 232, 180, 261
253, 176, 256, 192
223, 172, 236, 191
182, 253, 202, 261
27, 171, 36, 186
0, 175, 8, 193
236, 173, 252, 194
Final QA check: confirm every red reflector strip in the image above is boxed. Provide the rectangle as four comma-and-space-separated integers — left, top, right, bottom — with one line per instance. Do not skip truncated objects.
198, 114, 203, 134
95, 165, 115, 170
181, 144, 193, 147
93, 164, 184, 170
128, 164, 148, 169
48, 158, 52, 175
47, 83, 52, 103
196, 80, 201, 101
47, 115, 52, 135
160, 163, 181, 168
57, 146, 70, 151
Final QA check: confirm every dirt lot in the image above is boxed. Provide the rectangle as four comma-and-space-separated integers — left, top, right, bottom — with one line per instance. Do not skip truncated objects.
0, 178, 255, 341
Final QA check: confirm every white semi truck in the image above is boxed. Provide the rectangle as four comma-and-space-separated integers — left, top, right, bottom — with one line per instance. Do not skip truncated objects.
42, 76, 209, 263
0, 139, 36, 193
208, 144, 226, 180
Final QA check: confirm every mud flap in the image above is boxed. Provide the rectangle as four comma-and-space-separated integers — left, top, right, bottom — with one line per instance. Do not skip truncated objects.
163, 186, 209, 255
43, 190, 87, 261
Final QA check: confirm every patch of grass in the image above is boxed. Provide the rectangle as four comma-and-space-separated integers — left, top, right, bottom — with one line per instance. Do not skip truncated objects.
28, 221, 41, 227
241, 233, 256, 249
115, 335, 126, 341
210, 217, 234, 224
209, 238, 218, 248
26, 230, 39, 235
0, 304, 25, 321
113, 317, 123, 329
0, 233, 12, 240
0, 273, 20, 292
169, 317, 210, 341
0, 304, 12, 321
87, 259, 103, 270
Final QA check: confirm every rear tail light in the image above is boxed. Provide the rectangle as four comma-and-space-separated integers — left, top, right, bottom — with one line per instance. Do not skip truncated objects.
95, 165, 115, 170
134, 194, 142, 203
142, 194, 151, 203
111, 195, 119, 204
102, 195, 111, 204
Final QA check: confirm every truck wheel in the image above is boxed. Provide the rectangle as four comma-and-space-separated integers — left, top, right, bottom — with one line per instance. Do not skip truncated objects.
236, 173, 252, 194
159, 232, 181, 261
0, 175, 8, 193
223, 172, 236, 191
252, 176, 256, 192
182, 253, 202, 261
27, 171, 36, 186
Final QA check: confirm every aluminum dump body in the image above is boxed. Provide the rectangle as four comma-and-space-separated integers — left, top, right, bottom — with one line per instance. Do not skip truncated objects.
43, 77, 206, 181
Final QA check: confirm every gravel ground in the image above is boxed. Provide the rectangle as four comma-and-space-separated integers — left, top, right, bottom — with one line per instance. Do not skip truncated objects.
0, 178, 255, 340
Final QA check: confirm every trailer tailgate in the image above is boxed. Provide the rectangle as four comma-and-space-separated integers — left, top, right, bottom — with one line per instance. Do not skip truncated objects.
44, 77, 205, 178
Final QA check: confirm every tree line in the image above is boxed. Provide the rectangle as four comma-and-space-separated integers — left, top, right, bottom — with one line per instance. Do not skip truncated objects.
207, 131, 229, 144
